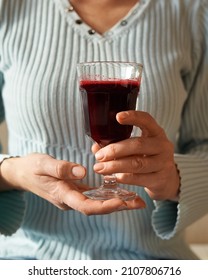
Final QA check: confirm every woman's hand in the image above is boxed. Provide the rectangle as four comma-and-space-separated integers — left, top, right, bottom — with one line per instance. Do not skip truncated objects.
92, 111, 180, 201
0, 153, 145, 214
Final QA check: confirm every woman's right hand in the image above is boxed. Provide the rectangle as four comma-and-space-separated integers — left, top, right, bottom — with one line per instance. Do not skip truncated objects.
0, 153, 145, 215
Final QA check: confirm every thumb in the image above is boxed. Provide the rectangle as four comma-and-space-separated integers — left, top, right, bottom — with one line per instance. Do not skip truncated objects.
71, 165, 86, 179
37, 155, 86, 180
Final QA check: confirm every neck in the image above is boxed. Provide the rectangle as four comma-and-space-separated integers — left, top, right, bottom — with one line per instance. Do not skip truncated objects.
70, 0, 138, 9
69, 0, 139, 34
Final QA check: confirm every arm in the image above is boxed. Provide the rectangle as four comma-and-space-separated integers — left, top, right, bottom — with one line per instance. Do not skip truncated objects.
0, 71, 26, 235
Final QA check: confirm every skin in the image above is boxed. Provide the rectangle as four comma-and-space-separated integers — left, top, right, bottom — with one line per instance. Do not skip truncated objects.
0, 153, 146, 215
92, 111, 180, 201
70, 0, 139, 34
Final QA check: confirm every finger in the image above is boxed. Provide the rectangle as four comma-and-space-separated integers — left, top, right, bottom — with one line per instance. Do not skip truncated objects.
94, 136, 166, 161
36, 155, 86, 180
94, 155, 164, 175
116, 111, 165, 137
124, 195, 146, 210
91, 143, 101, 154
116, 171, 163, 188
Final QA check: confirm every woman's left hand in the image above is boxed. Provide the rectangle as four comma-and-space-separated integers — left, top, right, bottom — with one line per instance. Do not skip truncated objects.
92, 111, 180, 201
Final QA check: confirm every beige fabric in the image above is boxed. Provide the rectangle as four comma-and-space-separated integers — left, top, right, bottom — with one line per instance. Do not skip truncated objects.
185, 214, 208, 244
0, 121, 8, 153
185, 214, 208, 259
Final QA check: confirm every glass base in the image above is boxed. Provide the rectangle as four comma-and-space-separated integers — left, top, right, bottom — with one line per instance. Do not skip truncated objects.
83, 187, 137, 201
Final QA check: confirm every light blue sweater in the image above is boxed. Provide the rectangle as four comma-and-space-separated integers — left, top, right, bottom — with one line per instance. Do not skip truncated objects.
0, 0, 208, 259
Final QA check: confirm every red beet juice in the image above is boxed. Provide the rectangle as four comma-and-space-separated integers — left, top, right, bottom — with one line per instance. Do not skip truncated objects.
80, 79, 140, 147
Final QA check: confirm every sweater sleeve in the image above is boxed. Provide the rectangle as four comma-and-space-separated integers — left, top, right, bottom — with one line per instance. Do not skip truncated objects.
152, 0, 208, 239
0, 71, 26, 236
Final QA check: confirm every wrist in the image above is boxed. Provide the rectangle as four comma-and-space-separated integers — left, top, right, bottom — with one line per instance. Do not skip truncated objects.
0, 156, 20, 191
169, 164, 181, 202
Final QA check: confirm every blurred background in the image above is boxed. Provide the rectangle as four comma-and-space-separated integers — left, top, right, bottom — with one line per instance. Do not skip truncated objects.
0, 121, 7, 154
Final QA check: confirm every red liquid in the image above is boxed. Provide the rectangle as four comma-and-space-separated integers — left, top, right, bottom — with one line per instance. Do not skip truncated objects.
80, 80, 140, 146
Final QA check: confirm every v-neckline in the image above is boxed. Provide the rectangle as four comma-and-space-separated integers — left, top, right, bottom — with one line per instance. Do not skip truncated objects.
56, 0, 150, 40
68, 1, 142, 34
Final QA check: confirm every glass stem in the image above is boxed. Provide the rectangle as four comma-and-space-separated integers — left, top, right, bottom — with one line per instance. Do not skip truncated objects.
102, 174, 117, 189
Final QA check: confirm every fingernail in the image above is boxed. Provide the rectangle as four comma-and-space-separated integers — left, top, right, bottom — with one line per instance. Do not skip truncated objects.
135, 197, 146, 208
94, 163, 104, 172
118, 111, 129, 120
95, 150, 104, 160
72, 166, 85, 178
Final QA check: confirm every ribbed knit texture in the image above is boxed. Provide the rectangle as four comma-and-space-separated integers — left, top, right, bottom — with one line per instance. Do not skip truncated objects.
0, 0, 208, 259
0, 190, 25, 236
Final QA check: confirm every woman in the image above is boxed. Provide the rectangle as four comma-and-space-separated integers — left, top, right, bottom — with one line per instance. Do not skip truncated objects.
0, 0, 208, 259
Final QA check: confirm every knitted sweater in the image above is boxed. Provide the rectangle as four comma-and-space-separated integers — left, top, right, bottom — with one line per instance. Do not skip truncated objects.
0, 0, 208, 259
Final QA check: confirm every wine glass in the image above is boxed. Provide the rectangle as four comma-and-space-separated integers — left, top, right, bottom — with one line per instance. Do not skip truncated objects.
77, 61, 143, 200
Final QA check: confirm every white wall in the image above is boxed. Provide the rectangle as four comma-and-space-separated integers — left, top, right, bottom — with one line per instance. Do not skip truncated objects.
0, 120, 8, 153
185, 215, 208, 244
